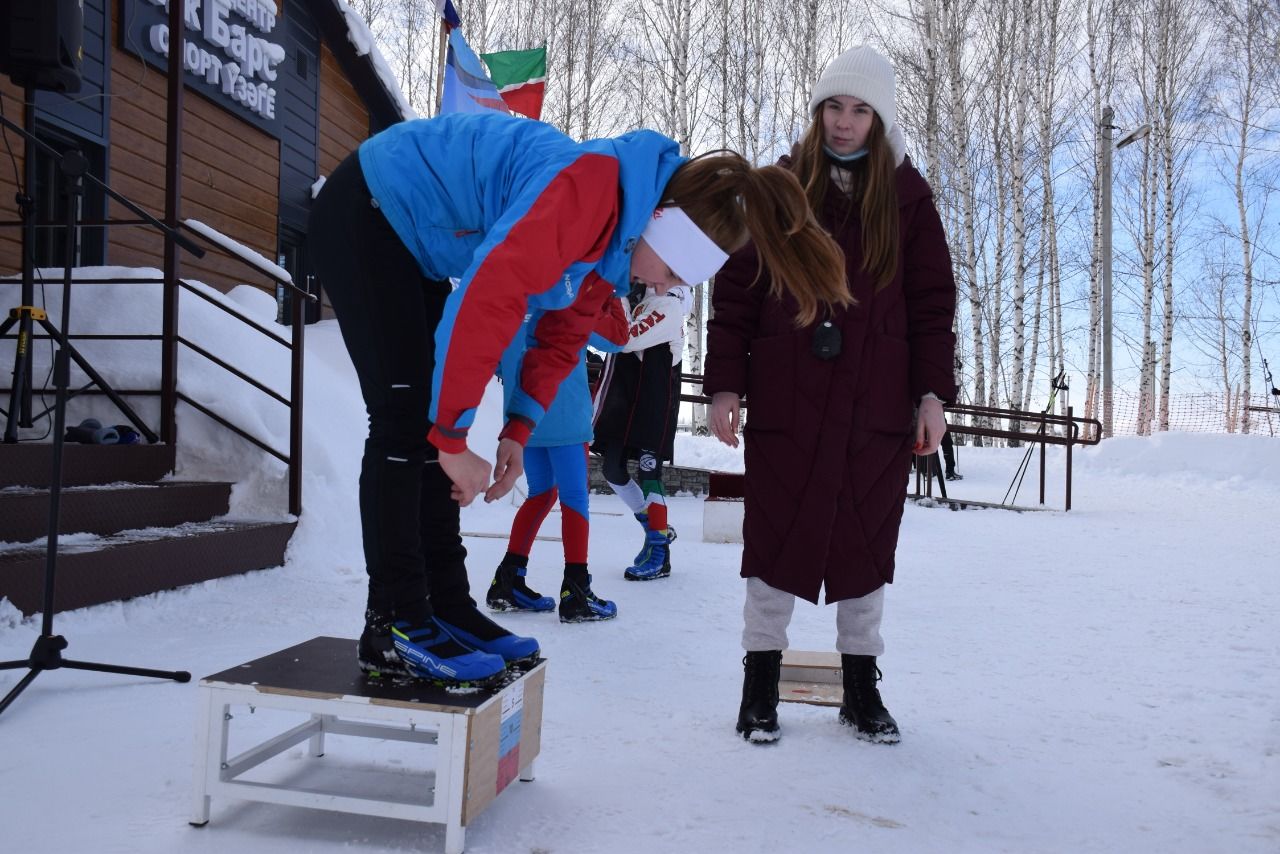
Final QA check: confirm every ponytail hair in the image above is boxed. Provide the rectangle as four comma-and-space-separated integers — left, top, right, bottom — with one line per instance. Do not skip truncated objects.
790, 107, 900, 292
660, 152, 849, 327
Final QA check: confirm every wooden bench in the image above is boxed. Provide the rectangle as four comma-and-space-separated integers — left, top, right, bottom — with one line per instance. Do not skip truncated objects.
190, 637, 545, 853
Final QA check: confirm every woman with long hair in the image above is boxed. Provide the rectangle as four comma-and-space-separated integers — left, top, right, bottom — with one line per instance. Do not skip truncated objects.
308, 112, 846, 687
705, 46, 958, 743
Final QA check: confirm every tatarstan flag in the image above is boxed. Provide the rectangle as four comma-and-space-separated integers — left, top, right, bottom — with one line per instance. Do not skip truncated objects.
481, 47, 547, 120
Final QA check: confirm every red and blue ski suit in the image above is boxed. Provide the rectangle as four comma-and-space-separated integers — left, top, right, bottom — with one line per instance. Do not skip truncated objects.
309, 113, 684, 617
358, 112, 685, 453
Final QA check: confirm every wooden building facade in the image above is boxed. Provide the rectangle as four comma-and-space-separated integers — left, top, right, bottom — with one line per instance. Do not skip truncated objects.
0, 0, 406, 311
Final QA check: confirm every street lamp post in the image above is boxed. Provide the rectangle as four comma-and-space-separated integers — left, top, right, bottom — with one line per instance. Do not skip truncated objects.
1101, 107, 1115, 438
1099, 105, 1151, 439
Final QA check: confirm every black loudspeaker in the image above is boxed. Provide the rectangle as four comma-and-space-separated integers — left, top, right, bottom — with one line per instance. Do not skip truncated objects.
0, 0, 84, 94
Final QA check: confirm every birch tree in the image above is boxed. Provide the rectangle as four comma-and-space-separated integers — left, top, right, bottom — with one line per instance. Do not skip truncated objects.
1150, 0, 1206, 430
942, 0, 985, 429
1023, 0, 1070, 412
1006, 0, 1034, 432
977, 1, 1013, 415
1084, 0, 1120, 424
1186, 248, 1243, 431
624, 0, 717, 429
383, 0, 436, 114
1212, 0, 1275, 433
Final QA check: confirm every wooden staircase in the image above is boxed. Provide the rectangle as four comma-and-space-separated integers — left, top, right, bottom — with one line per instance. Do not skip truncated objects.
0, 442, 296, 616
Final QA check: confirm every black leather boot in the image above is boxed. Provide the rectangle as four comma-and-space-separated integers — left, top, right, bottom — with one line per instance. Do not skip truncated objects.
736, 650, 782, 743
838, 654, 900, 744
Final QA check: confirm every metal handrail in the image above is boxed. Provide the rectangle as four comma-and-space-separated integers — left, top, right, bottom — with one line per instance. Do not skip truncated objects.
946, 402, 1102, 446
176, 391, 289, 465
923, 403, 1101, 510
677, 372, 1100, 511
175, 333, 291, 407
1, 269, 305, 516
170, 275, 304, 516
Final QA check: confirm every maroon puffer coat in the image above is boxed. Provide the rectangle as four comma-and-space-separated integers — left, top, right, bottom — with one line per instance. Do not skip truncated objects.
703, 157, 956, 604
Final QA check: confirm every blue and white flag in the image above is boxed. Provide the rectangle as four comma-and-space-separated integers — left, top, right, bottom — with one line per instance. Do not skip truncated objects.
435, 0, 462, 28
441, 29, 508, 115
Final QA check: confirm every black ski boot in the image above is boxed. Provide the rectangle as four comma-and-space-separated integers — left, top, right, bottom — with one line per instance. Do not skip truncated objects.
357, 608, 411, 678
558, 565, 618, 622
838, 654, 900, 744
736, 650, 782, 743
486, 553, 555, 613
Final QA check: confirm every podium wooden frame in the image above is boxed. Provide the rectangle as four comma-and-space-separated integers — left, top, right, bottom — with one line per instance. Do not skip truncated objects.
190, 637, 545, 854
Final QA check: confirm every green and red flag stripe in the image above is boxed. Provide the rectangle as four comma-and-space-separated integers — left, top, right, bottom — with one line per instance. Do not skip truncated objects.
481, 46, 547, 120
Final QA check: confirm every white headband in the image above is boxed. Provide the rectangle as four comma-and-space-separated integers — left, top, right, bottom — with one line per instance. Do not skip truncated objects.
639, 206, 729, 285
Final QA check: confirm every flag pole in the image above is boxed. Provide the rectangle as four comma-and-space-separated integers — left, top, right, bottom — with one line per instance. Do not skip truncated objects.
434, 19, 448, 116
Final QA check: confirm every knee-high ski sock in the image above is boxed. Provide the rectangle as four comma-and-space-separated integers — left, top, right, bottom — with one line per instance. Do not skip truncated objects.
607, 478, 647, 515
640, 478, 667, 532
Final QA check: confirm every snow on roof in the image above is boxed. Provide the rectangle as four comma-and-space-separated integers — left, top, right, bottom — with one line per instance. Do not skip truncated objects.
332, 0, 418, 121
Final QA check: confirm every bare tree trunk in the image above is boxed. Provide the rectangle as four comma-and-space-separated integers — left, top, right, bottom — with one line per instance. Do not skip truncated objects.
1216, 273, 1233, 431
1085, 0, 1118, 424
984, 3, 1011, 414
1137, 131, 1157, 436
1009, 0, 1032, 431
1031, 0, 1066, 412
1217, 0, 1270, 434
1156, 0, 1175, 431
941, 0, 984, 439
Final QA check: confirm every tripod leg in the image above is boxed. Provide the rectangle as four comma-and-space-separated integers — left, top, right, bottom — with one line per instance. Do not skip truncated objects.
932, 451, 947, 499
3, 310, 34, 441
0, 668, 42, 716
61, 659, 191, 682
34, 316, 159, 443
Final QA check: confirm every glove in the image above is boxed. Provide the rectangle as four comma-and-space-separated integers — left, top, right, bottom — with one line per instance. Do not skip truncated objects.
65, 418, 120, 444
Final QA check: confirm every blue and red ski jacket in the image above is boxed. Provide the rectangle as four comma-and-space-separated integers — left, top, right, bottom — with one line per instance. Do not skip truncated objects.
358, 112, 685, 453
498, 298, 628, 448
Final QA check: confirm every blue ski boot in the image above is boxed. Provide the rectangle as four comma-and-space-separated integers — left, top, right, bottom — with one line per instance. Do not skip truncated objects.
625, 527, 674, 580
632, 512, 676, 566
358, 609, 506, 686
434, 601, 541, 667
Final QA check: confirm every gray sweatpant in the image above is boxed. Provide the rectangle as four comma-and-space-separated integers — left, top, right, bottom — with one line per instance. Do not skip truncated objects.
741, 577, 885, 656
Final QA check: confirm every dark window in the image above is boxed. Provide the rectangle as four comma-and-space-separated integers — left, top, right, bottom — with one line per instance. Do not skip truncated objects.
276, 227, 322, 325
30, 126, 105, 268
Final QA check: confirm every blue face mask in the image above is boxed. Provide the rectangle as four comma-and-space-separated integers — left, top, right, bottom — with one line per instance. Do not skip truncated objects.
824, 145, 868, 163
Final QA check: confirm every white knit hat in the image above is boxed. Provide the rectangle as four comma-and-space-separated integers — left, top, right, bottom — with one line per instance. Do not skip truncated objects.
807, 45, 897, 132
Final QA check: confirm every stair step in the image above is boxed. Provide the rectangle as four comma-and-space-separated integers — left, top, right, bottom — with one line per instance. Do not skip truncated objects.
0, 443, 176, 488
0, 481, 233, 542
0, 519, 297, 616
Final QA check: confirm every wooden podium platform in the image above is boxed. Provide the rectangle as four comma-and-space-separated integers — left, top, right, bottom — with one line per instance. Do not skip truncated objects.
779, 650, 844, 706
190, 637, 545, 853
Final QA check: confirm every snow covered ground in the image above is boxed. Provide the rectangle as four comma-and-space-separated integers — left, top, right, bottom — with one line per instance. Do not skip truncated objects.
1, 278, 1278, 853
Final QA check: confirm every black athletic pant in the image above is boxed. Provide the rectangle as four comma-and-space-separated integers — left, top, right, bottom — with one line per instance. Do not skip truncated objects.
941, 431, 956, 471
308, 152, 471, 618
599, 440, 663, 486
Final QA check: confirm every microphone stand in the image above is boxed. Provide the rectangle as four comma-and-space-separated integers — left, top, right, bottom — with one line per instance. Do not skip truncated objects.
0, 104, 202, 718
